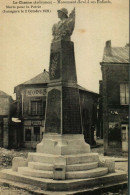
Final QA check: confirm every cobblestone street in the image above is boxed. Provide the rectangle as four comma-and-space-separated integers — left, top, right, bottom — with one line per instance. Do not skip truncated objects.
0, 186, 31, 195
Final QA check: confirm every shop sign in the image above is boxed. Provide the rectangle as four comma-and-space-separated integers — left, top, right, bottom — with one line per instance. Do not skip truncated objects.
26, 88, 47, 97
32, 120, 42, 126
24, 120, 31, 126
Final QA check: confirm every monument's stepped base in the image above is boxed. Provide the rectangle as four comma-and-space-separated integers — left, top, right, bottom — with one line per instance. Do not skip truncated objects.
15, 134, 109, 180
0, 134, 127, 193
14, 134, 107, 180
0, 134, 127, 195
28, 153, 99, 165
0, 169, 127, 193
28, 161, 98, 171
0, 133, 127, 193
18, 166, 108, 179
0, 135, 127, 194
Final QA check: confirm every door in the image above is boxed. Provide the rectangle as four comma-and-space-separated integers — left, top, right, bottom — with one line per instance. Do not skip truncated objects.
121, 124, 128, 152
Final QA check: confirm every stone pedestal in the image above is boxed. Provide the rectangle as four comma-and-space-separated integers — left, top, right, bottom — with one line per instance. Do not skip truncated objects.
45, 41, 82, 135
34, 40, 91, 174
49, 41, 77, 84
37, 134, 90, 155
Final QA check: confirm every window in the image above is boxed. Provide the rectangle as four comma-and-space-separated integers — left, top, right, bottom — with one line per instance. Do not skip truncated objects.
25, 128, 31, 141
31, 101, 42, 115
120, 83, 129, 105
34, 127, 40, 141
121, 124, 129, 142
24, 126, 42, 142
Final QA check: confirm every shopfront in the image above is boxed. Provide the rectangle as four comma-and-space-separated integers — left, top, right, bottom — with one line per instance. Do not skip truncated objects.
24, 120, 45, 148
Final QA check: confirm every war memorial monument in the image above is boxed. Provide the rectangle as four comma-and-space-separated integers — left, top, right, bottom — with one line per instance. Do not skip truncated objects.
0, 8, 127, 194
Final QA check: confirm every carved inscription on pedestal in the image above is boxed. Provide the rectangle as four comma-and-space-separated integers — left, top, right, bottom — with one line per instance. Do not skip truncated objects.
45, 89, 61, 133
62, 87, 82, 134
49, 52, 60, 80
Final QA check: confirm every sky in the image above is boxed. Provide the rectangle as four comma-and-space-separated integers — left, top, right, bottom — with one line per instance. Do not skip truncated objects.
0, 0, 129, 99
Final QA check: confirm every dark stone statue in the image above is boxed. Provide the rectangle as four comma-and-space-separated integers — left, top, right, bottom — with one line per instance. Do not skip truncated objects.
52, 8, 75, 42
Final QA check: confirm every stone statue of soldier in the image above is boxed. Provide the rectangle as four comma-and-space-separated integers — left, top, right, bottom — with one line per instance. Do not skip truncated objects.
52, 8, 75, 42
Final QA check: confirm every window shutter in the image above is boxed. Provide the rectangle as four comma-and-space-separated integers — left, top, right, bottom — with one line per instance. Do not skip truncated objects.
120, 83, 129, 105
120, 84, 125, 105
29, 101, 31, 115
126, 83, 129, 104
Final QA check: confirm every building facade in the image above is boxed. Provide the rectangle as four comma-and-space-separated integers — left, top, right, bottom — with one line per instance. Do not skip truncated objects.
14, 69, 49, 148
100, 41, 129, 155
14, 69, 99, 149
79, 86, 98, 146
0, 91, 13, 148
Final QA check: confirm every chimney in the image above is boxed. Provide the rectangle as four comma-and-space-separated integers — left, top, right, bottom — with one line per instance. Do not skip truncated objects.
125, 43, 129, 47
105, 40, 112, 56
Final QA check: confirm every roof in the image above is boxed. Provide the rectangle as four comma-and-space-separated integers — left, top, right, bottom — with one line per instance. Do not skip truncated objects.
14, 69, 49, 92
78, 85, 99, 96
22, 69, 49, 85
15, 69, 98, 95
0, 90, 10, 97
102, 43, 129, 63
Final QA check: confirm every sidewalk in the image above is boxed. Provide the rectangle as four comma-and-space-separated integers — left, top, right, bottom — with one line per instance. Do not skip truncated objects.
100, 156, 128, 162
91, 139, 128, 175
92, 139, 128, 161
91, 146, 128, 167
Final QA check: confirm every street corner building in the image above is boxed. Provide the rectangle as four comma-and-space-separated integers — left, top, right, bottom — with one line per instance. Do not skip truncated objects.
0, 90, 15, 148
12, 69, 99, 149
99, 41, 129, 155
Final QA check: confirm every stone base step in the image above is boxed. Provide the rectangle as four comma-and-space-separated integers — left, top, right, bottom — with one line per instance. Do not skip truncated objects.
18, 167, 53, 179
0, 177, 127, 195
18, 166, 108, 179
66, 167, 108, 179
28, 161, 98, 172
28, 162, 53, 171
0, 169, 127, 192
28, 152, 99, 165
67, 162, 98, 171
66, 153, 99, 165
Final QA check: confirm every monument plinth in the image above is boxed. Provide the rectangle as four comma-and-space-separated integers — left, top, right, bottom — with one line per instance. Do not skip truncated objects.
37, 40, 90, 155
49, 41, 77, 84
0, 8, 127, 194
